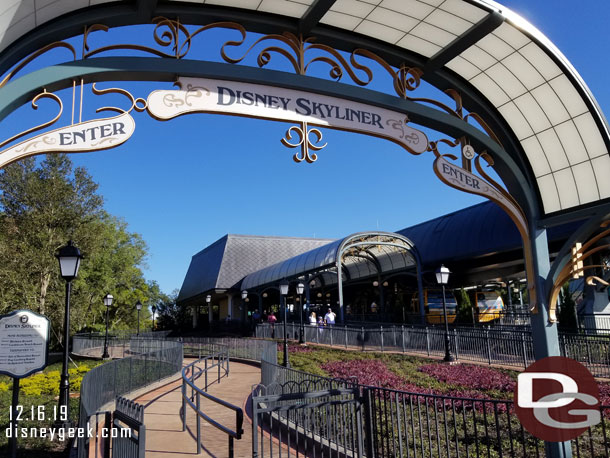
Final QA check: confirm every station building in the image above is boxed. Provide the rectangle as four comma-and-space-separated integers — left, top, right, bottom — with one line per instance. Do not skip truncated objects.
177, 201, 597, 326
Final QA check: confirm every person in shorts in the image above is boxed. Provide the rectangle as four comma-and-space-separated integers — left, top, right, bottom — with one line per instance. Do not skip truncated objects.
324, 308, 336, 327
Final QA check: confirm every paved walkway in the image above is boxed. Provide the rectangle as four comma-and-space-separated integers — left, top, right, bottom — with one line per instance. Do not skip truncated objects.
135, 359, 260, 457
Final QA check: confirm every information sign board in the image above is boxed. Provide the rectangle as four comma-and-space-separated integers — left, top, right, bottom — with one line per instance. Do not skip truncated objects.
0, 310, 50, 378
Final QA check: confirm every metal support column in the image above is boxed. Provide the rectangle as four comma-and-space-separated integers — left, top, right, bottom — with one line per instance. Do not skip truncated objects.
337, 259, 344, 323
528, 226, 572, 458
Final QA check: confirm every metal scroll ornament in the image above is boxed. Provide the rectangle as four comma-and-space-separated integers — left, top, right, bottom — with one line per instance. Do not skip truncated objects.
549, 221, 610, 321
431, 139, 539, 317
281, 122, 327, 164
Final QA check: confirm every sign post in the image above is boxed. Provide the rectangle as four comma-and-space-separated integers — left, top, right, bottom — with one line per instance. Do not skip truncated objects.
0, 310, 51, 458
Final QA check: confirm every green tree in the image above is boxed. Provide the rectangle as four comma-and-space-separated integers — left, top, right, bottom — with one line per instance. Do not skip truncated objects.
558, 283, 578, 330
155, 289, 191, 331
0, 154, 162, 341
456, 288, 473, 323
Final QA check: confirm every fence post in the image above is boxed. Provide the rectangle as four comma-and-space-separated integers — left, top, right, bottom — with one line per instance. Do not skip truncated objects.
401, 326, 405, 353
182, 382, 186, 432
380, 326, 384, 352
128, 356, 133, 393
112, 355, 118, 395
196, 392, 201, 454
486, 328, 492, 365
361, 327, 365, 351
345, 325, 348, 348
330, 326, 334, 347
426, 328, 430, 356
454, 329, 459, 360
362, 388, 375, 458
521, 337, 528, 369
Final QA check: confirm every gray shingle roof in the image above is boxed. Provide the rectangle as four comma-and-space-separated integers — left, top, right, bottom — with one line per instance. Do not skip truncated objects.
177, 234, 334, 304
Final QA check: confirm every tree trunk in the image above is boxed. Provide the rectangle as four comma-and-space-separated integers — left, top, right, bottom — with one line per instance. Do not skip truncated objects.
38, 272, 51, 314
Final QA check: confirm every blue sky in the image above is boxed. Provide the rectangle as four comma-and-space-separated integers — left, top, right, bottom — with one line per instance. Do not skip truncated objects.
2, 1, 609, 295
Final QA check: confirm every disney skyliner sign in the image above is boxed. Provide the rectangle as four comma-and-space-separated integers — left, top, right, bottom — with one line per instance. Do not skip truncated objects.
0, 77, 601, 443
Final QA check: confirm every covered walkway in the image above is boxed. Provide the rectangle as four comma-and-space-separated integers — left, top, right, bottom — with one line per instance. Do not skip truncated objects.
136, 360, 260, 458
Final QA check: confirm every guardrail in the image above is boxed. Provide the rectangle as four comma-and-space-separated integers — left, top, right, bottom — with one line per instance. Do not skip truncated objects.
256, 323, 610, 378
257, 353, 610, 458
77, 338, 183, 458
181, 346, 243, 456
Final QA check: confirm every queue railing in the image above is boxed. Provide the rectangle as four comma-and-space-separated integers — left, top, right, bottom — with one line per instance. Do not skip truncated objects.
77, 338, 183, 458
181, 346, 243, 457
256, 322, 610, 377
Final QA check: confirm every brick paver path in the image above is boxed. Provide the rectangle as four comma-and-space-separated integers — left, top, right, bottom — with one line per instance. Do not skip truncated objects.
136, 359, 260, 457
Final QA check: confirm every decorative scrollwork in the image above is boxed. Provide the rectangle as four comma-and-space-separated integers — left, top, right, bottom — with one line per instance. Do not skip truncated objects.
2, 17, 501, 156
0, 90, 63, 150
161, 81, 210, 109
221, 31, 374, 87
0, 42, 76, 89
549, 221, 610, 321
84, 19, 188, 59
427, 138, 460, 160
92, 83, 148, 114
281, 122, 327, 164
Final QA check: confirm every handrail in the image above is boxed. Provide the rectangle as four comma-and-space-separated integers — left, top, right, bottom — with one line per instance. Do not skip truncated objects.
77, 338, 183, 458
181, 346, 244, 457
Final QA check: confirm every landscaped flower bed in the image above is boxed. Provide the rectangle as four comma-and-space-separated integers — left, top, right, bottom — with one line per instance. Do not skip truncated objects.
286, 344, 610, 408
281, 345, 610, 455
418, 362, 516, 392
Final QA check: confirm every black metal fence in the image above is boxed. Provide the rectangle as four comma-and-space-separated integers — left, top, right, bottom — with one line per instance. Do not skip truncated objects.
256, 357, 610, 458
179, 336, 278, 364
256, 323, 610, 377
112, 397, 146, 458
77, 338, 183, 458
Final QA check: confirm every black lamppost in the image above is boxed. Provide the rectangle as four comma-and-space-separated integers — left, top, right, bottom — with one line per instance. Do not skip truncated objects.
297, 282, 305, 344
54, 240, 82, 429
151, 305, 156, 330
280, 280, 289, 367
436, 265, 455, 362
102, 294, 113, 359
206, 294, 212, 323
136, 301, 142, 336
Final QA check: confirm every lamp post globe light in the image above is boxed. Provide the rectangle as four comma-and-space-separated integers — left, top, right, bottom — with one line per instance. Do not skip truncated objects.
151, 305, 157, 330
54, 240, 83, 429
279, 280, 290, 367
435, 265, 455, 362
206, 294, 212, 323
296, 282, 305, 344
102, 294, 113, 359
241, 290, 247, 323
135, 301, 142, 336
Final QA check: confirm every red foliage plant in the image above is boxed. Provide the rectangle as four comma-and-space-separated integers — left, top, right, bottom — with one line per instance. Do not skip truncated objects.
418, 363, 516, 392
277, 343, 315, 353
322, 359, 510, 413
